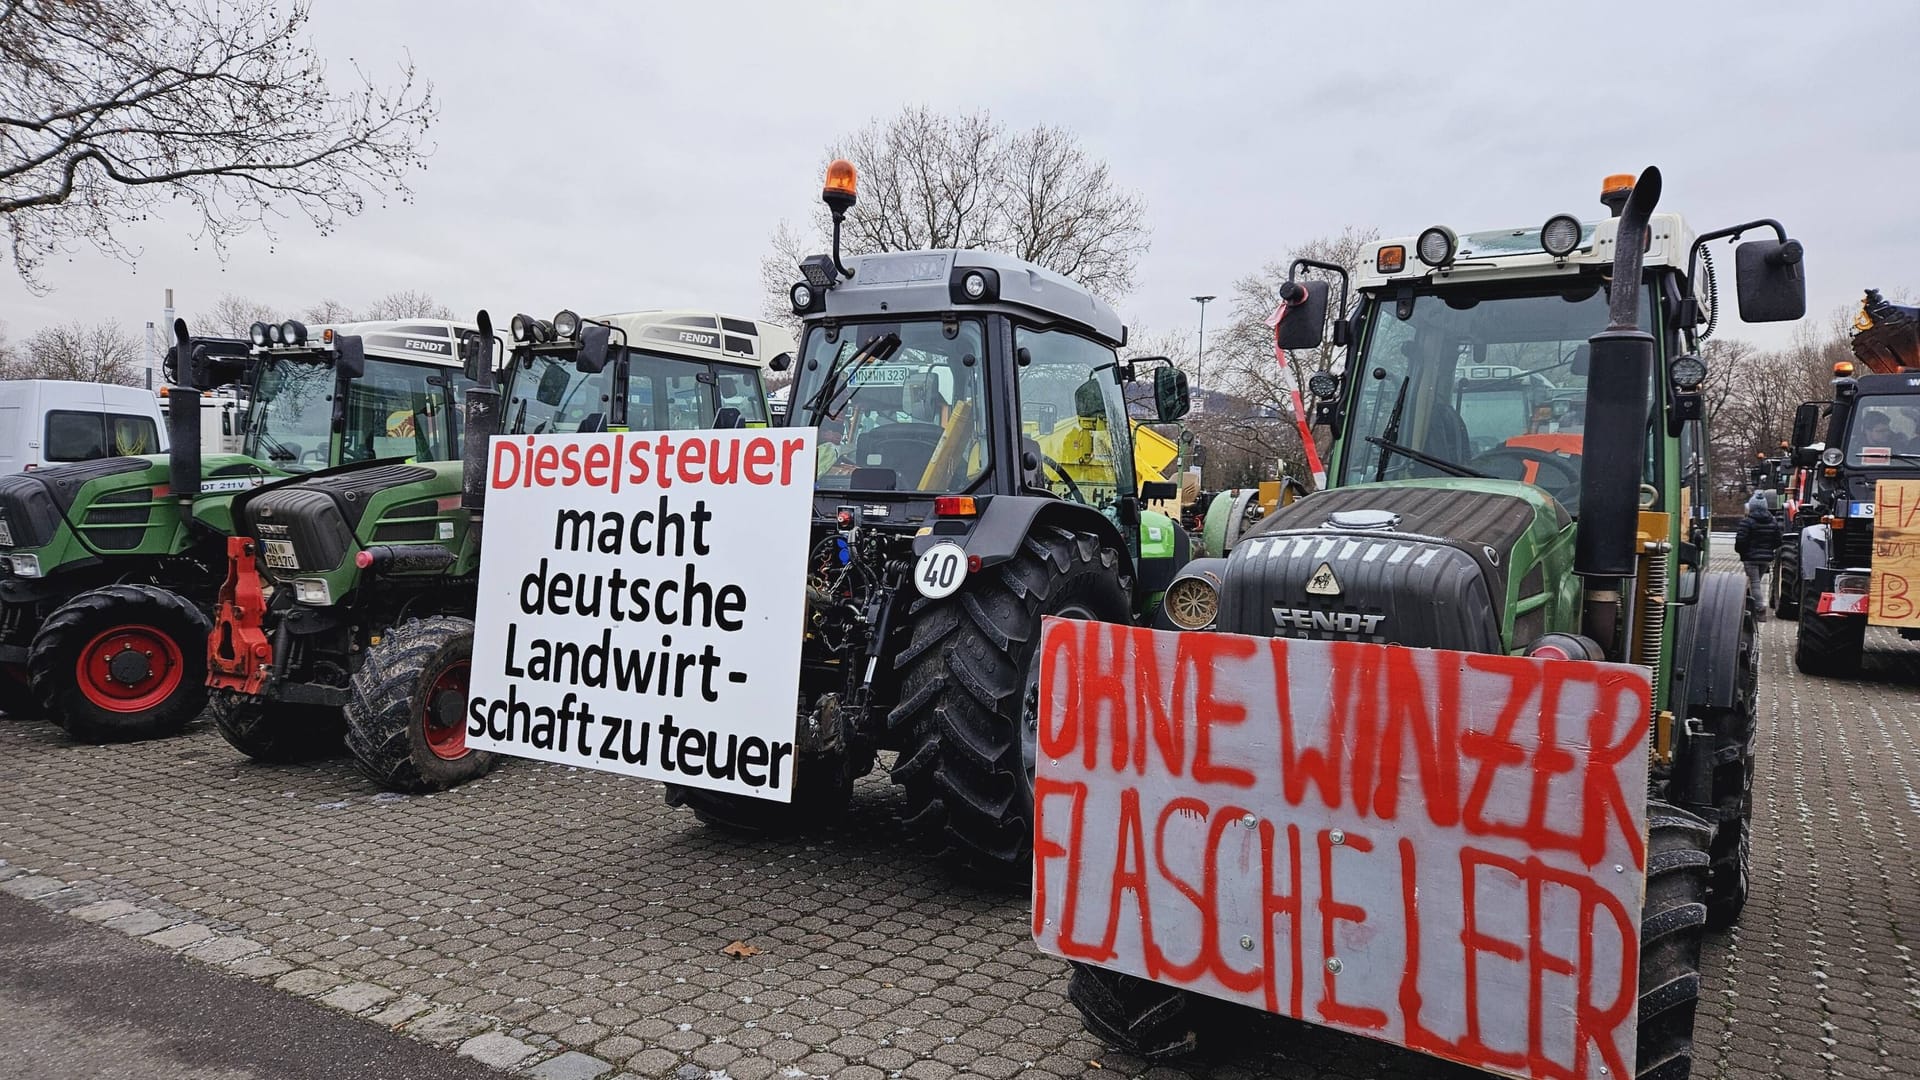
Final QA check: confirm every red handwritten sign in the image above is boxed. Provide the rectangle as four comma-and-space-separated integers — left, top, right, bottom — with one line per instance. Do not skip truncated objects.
1031, 618, 1651, 1080
1870, 479, 1920, 628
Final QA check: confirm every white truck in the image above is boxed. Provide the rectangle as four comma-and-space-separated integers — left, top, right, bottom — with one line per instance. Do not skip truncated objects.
0, 380, 167, 474
159, 388, 246, 458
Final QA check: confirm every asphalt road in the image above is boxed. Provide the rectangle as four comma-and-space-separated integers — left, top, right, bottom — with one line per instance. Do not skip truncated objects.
0, 890, 507, 1080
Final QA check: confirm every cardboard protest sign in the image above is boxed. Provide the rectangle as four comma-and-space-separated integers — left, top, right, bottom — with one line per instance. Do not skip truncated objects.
466, 430, 814, 801
1031, 619, 1652, 1080
1869, 479, 1920, 627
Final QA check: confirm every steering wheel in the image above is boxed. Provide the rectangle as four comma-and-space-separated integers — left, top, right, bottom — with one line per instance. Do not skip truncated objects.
1042, 455, 1088, 504
1470, 447, 1582, 508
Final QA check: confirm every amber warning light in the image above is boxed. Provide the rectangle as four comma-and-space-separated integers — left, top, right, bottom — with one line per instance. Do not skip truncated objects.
824, 159, 858, 208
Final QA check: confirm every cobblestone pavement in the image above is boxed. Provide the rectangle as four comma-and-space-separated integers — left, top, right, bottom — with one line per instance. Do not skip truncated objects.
2, 591, 1916, 1079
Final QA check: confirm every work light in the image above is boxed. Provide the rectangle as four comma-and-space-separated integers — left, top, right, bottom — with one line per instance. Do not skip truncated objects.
1540, 214, 1583, 258
1416, 226, 1457, 267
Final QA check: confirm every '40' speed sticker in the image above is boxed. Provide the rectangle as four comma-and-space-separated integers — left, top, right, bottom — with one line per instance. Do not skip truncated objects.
914, 541, 968, 600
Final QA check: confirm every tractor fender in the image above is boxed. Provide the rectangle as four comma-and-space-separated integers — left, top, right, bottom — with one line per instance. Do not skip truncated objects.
1798, 522, 1831, 577
1680, 569, 1750, 713
915, 495, 1134, 581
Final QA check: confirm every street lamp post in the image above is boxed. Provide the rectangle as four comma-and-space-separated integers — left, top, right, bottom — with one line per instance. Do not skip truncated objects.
1191, 294, 1215, 408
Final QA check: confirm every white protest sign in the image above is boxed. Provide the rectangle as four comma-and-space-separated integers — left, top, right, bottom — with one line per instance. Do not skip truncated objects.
466, 430, 815, 801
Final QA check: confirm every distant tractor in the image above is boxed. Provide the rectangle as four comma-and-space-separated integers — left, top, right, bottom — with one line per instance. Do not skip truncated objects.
1057, 169, 1806, 1080
663, 161, 1194, 875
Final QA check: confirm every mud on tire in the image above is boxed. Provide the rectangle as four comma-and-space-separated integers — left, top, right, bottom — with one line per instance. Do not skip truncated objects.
211, 690, 344, 763
1638, 803, 1712, 1080
1794, 581, 1864, 677
28, 584, 208, 743
344, 616, 495, 793
1067, 963, 1207, 1059
890, 525, 1129, 878
1704, 604, 1757, 929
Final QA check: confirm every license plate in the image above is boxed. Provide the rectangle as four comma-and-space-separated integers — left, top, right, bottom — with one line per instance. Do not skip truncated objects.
262, 539, 299, 570
1852, 501, 1876, 517
0, 516, 11, 547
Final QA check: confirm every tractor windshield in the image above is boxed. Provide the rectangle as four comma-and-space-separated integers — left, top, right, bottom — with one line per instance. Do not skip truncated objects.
503, 348, 759, 435
243, 356, 461, 472
1340, 280, 1654, 512
1843, 397, 1920, 466
794, 319, 990, 493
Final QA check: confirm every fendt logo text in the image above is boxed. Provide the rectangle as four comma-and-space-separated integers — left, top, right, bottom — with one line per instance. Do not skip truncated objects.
1272, 607, 1386, 635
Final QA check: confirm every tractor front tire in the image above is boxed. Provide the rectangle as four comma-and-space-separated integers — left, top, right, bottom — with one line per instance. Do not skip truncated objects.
1636, 803, 1713, 1080
891, 525, 1129, 878
1067, 963, 1206, 1059
211, 690, 345, 763
1772, 555, 1800, 619
1, 664, 39, 721
1704, 605, 1757, 930
1794, 583, 1864, 677
345, 616, 495, 793
665, 750, 853, 833
28, 585, 208, 743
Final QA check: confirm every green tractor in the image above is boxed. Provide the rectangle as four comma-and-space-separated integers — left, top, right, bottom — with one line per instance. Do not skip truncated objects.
206, 308, 787, 792
0, 317, 473, 740
1064, 168, 1807, 1078
663, 160, 1194, 875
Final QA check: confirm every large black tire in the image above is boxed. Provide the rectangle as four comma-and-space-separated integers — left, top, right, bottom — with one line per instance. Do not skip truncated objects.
1794, 581, 1864, 677
664, 750, 854, 833
1772, 552, 1799, 619
0, 663, 39, 721
1703, 605, 1757, 929
1067, 963, 1206, 1059
890, 525, 1129, 878
27, 584, 208, 743
210, 690, 345, 763
344, 616, 495, 793
1637, 803, 1713, 1080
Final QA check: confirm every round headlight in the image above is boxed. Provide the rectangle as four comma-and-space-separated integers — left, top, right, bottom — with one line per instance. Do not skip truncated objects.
1540, 214, 1583, 258
1671, 354, 1708, 390
1307, 371, 1340, 400
1821, 446, 1845, 467
553, 309, 581, 339
249, 322, 270, 347
280, 320, 306, 346
510, 314, 533, 343
533, 320, 555, 344
790, 283, 814, 311
962, 271, 988, 300
1164, 576, 1220, 631
267, 321, 285, 345
1416, 226, 1457, 267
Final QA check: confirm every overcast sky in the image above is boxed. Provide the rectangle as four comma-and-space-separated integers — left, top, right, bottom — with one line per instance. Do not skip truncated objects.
4, 0, 1915, 364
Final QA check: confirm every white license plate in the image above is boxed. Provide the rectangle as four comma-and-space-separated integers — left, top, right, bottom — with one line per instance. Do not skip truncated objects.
262, 539, 299, 570
0, 517, 12, 547
1852, 501, 1876, 517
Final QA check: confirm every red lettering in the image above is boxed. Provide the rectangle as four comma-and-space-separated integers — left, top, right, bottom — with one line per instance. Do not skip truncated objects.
1276, 638, 1342, 808
780, 437, 807, 485
584, 442, 610, 487
1372, 649, 1462, 826
678, 436, 706, 484
653, 435, 674, 489
1396, 838, 1463, 1060
1079, 624, 1129, 772
1259, 820, 1304, 1017
1457, 849, 1528, 1072
1089, 788, 1152, 962
1148, 798, 1211, 982
1203, 806, 1263, 993
1031, 776, 1084, 940
744, 438, 774, 484
560, 442, 581, 486
1460, 658, 1536, 841
1316, 828, 1386, 1030
489, 440, 520, 488
1037, 621, 1079, 761
1130, 629, 1184, 777
627, 435, 648, 487
1877, 571, 1912, 621
610, 434, 624, 493
1184, 634, 1255, 787
1579, 671, 1648, 870
1338, 643, 1388, 818
532, 444, 559, 486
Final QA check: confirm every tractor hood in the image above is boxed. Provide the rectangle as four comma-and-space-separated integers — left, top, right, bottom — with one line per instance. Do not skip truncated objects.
1216, 479, 1571, 653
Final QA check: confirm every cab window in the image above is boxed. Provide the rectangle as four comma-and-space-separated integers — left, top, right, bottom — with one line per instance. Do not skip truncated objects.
1014, 328, 1133, 507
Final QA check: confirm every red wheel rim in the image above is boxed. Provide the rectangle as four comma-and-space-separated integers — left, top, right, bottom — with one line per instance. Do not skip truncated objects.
75, 624, 184, 713
423, 659, 471, 760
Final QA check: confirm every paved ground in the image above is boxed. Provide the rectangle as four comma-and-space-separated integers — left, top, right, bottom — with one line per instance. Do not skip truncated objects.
2, 577, 1916, 1079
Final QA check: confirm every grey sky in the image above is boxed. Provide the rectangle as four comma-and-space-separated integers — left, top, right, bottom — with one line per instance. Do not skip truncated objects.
3, 0, 1913, 360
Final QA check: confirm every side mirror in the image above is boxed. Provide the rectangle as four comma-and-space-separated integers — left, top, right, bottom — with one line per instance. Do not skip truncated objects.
1276, 280, 1330, 351
1152, 365, 1190, 422
536, 363, 570, 406
1570, 344, 1591, 378
1073, 377, 1106, 420
332, 335, 366, 380
768, 352, 793, 373
572, 324, 613, 374
1791, 401, 1823, 464
1140, 479, 1179, 502
1735, 238, 1807, 323
714, 406, 744, 430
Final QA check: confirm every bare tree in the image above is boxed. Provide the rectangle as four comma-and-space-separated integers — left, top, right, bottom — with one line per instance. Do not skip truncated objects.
0, 0, 437, 291
2, 319, 141, 383
760, 107, 1148, 323
302, 297, 356, 324
357, 289, 453, 321
195, 292, 278, 337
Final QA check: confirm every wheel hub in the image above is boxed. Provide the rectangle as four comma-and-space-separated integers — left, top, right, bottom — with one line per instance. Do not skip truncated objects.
423, 660, 471, 761
107, 649, 153, 685
75, 625, 183, 714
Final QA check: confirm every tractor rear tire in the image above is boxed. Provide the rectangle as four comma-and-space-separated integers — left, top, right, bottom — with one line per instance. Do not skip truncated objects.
1704, 605, 1757, 930
1637, 803, 1713, 1080
1772, 555, 1799, 619
211, 690, 344, 763
344, 616, 495, 793
1067, 963, 1207, 1059
1794, 583, 1864, 677
891, 525, 1129, 878
28, 584, 208, 743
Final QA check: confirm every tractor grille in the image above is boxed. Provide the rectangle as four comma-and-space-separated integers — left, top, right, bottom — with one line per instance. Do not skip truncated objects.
0, 457, 154, 550
241, 464, 432, 576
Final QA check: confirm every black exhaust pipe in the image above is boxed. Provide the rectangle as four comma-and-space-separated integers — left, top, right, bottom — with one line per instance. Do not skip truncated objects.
461, 311, 500, 518
1575, 167, 1661, 654
165, 319, 202, 503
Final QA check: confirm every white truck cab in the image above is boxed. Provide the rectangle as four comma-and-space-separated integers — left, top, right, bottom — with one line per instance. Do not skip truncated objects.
0, 379, 168, 474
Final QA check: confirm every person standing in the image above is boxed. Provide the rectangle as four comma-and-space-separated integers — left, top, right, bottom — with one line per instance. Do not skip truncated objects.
1734, 493, 1782, 619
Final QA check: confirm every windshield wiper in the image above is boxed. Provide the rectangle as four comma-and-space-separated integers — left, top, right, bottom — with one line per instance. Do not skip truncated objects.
1365, 435, 1490, 479
801, 333, 900, 424
1374, 376, 1412, 482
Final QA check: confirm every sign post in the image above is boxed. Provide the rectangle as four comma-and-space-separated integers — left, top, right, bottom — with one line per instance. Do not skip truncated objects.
465, 429, 815, 801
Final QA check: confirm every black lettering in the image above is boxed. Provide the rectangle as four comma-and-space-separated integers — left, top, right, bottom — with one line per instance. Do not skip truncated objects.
705, 731, 737, 780
769, 742, 794, 789
531, 706, 555, 749
659, 715, 680, 771
554, 509, 595, 551
715, 585, 746, 632
547, 571, 572, 614
691, 500, 713, 556
596, 510, 624, 554
519, 557, 550, 615
737, 737, 768, 785
573, 698, 594, 756
699, 646, 722, 702
622, 717, 649, 765
599, 713, 621, 759
504, 622, 525, 677
677, 726, 706, 774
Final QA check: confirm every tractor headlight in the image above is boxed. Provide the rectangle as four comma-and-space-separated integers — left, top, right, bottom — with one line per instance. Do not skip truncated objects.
1307, 371, 1340, 399
553, 309, 581, 340
249, 322, 271, 347
267, 321, 285, 345
1163, 575, 1220, 630
1540, 214, 1583, 258
4, 553, 40, 578
1416, 226, 1457, 267
961, 271, 989, 300
1670, 354, 1708, 390
790, 282, 814, 312
291, 577, 332, 605
280, 320, 306, 347
1821, 447, 1845, 467
510, 314, 534, 343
